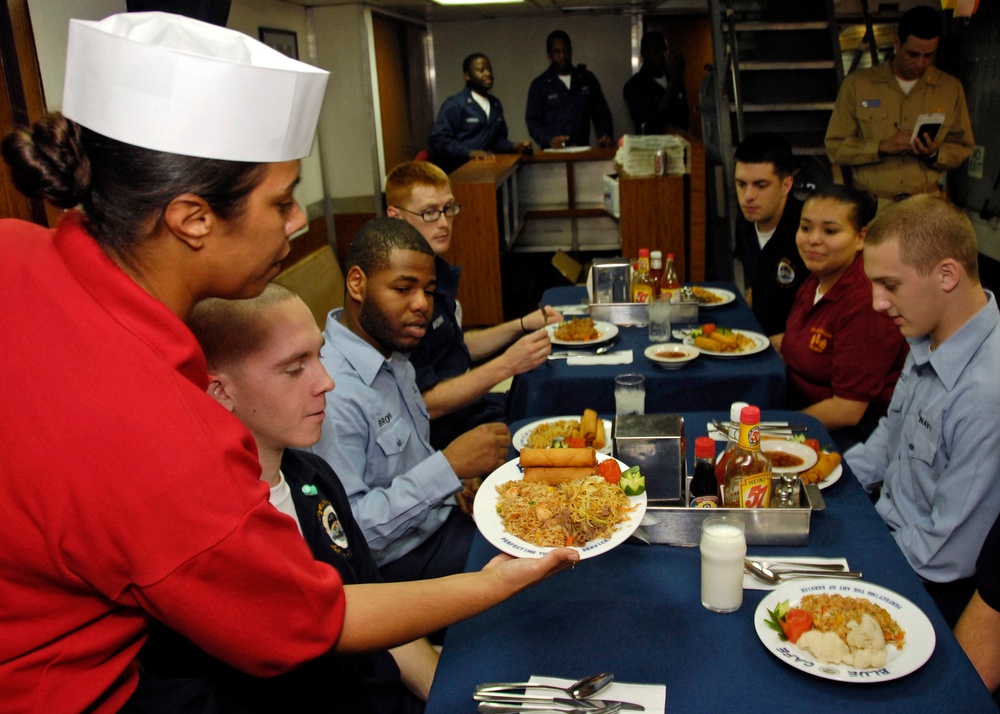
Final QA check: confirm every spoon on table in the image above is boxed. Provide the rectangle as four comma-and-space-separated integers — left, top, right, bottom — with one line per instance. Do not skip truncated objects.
744, 560, 862, 585
479, 702, 622, 714
750, 559, 846, 572
478, 704, 621, 714
476, 672, 615, 699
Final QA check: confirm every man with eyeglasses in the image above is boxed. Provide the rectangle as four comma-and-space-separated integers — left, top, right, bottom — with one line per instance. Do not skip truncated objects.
385, 161, 561, 450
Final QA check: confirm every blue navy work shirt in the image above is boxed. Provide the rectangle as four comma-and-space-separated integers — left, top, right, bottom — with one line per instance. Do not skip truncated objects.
846, 292, 1000, 583
525, 64, 613, 149
429, 87, 516, 174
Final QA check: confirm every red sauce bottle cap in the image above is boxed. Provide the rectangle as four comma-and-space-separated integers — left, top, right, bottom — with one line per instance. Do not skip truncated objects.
740, 405, 761, 425
695, 436, 715, 459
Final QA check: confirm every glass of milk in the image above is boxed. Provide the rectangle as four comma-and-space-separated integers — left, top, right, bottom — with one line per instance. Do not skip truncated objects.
614, 373, 645, 416
700, 516, 746, 612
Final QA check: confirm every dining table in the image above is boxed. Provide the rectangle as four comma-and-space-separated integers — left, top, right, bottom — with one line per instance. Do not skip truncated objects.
424, 411, 997, 713
506, 283, 787, 421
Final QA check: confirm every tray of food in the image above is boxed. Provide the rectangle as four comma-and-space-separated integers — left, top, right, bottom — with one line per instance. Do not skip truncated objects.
474, 447, 647, 559
756, 579, 935, 682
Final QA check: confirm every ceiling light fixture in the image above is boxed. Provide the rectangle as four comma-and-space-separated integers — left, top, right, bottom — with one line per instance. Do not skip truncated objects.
432, 0, 523, 5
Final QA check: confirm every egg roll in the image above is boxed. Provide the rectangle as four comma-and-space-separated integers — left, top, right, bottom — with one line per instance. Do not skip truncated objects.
712, 331, 739, 347
523, 467, 600, 484
694, 335, 723, 351
581, 409, 598, 442
593, 417, 606, 450
519, 447, 597, 468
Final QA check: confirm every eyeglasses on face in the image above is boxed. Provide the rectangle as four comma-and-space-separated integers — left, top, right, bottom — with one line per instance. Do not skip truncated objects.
394, 203, 461, 222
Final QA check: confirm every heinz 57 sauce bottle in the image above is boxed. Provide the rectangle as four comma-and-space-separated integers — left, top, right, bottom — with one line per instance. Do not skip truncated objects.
723, 405, 772, 508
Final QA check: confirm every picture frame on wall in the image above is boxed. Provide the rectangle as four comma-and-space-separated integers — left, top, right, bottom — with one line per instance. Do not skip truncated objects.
258, 27, 298, 60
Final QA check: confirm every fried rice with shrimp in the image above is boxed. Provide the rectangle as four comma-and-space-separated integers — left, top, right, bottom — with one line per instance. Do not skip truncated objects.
495, 475, 633, 547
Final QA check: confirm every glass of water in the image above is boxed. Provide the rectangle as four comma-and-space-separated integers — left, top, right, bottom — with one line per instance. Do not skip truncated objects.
648, 293, 672, 343
614, 373, 645, 416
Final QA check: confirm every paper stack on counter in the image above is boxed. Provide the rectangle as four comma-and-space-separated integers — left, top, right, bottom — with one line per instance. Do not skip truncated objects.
614, 134, 690, 177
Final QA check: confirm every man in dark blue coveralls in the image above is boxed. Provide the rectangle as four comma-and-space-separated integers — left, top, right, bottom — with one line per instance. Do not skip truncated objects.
429, 53, 531, 174
525, 30, 614, 149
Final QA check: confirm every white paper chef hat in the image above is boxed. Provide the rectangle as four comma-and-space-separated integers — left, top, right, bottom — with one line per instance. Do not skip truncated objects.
61, 12, 329, 162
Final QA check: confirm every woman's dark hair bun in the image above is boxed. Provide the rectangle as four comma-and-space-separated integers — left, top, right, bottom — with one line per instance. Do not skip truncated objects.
1, 114, 90, 208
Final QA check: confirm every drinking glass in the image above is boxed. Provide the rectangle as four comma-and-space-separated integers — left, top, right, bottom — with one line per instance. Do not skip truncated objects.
647, 293, 672, 343
700, 516, 746, 612
614, 373, 645, 416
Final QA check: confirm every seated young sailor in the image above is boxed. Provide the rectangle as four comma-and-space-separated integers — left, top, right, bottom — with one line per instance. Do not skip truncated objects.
143, 284, 438, 712
847, 195, 1000, 626
310, 217, 511, 584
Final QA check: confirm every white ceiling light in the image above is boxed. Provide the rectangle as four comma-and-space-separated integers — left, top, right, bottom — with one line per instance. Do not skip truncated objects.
432, 0, 523, 5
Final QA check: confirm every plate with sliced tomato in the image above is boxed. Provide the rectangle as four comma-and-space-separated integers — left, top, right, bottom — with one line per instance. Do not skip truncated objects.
473, 454, 647, 560
754, 579, 935, 683
512, 417, 613, 455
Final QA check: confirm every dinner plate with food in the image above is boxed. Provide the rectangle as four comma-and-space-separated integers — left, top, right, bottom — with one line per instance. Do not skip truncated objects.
546, 318, 619, 347
512, 409, 613, 455
687, 286, 736, 308
683, 325, 769, 358
754, 579, 935, 683
473, 447, 647, 560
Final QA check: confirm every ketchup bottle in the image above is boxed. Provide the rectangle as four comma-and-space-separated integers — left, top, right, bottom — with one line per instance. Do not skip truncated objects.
661, 253, 680, 299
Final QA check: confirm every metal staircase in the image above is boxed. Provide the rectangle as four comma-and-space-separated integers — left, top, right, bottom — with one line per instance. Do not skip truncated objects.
704, 0, 845, 282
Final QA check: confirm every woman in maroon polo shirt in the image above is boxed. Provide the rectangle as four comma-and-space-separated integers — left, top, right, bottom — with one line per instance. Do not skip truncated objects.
772, 185, 908, 449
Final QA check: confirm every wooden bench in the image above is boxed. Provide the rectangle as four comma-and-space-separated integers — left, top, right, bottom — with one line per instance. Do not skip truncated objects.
274, 242, 344, 328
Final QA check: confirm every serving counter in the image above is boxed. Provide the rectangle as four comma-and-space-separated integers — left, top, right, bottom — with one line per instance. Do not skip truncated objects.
424, 411, 996, 713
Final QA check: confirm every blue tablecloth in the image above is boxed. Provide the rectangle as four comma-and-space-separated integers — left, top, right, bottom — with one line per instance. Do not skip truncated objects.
424, 411, 996, 713
507, 284, 787, 421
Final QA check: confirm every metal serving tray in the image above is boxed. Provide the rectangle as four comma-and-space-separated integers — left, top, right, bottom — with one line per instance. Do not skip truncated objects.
640, 482, 825, 546
590, 301, 648, 326
590, 300, 700, 327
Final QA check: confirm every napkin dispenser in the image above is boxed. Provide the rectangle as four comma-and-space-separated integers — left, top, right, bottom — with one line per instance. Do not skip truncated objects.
613, 414, 685, 504
590, 257, 630, 304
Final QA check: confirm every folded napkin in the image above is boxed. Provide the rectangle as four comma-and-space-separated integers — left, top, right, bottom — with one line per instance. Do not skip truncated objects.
553, 304, 589, 317
528, 675, 666, 714
744, 555, 851, 591
567, 350, 633, 366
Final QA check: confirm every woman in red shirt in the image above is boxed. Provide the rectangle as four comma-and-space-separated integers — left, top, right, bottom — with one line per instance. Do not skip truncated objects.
772, 185, 908, 449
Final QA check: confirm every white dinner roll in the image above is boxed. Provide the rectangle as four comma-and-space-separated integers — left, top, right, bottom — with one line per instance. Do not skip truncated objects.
62, 12, 329, 162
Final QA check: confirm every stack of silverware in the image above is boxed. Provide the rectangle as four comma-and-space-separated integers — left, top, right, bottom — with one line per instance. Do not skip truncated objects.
473, 673, 646, 713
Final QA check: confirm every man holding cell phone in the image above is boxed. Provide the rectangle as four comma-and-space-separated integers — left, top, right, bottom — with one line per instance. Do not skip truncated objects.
825, 6, 974, 208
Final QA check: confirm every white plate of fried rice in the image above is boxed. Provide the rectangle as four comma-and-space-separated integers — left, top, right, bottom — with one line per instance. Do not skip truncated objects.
513, 417, 614, 455
755, 579, 935, 682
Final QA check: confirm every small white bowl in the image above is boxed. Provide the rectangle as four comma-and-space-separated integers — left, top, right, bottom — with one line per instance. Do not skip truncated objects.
644, 343, 699, 370
760, 440, 819, 474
